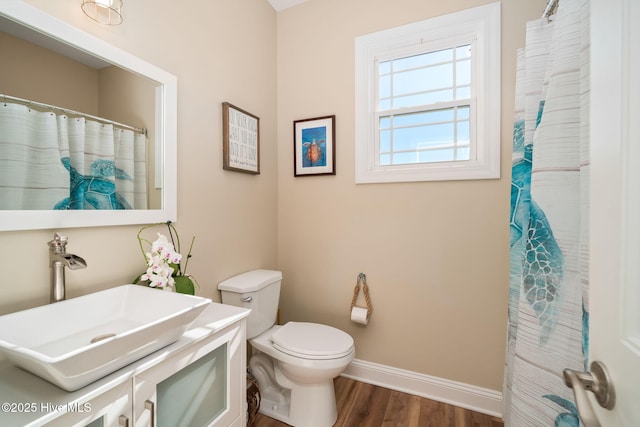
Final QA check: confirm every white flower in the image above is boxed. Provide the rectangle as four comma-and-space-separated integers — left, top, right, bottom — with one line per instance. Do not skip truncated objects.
151, 233, 171, 253
142, 233, 182, 290
168, 252, 182, 264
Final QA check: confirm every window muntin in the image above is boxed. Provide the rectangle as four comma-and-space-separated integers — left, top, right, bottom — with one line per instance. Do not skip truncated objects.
378, 105, 471, 166
354, 2, 500, 184
376, 44, 473, 167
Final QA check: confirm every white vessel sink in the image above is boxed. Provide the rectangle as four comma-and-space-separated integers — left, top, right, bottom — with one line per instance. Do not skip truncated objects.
0, 284, 211, 391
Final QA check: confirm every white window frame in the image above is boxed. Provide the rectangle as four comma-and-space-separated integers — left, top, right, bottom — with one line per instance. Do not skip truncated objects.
355, 2, 501, 184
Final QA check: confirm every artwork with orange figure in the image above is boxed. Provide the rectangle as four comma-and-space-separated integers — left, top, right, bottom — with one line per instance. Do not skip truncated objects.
301, 126, 327, 167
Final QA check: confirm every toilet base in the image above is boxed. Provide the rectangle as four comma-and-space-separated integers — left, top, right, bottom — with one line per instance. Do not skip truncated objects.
249, 353, 338, 427
257, 396, 291, 425
258, 380, 337, 427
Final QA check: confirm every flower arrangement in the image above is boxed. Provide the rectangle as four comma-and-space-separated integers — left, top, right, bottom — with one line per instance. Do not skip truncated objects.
135, 221, 198, 294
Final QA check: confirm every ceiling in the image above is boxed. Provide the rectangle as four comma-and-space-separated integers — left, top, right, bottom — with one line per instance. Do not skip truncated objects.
267, 0, 308, 11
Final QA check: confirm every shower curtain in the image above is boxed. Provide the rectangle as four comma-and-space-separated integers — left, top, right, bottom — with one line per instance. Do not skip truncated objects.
504, 0, 590, 426
0, 102, 147, 210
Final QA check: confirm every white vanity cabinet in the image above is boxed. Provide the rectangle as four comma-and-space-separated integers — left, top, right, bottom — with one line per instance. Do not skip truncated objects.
44, 381, 131, 427
0, 303, 249, 427
132, 321, 246, 427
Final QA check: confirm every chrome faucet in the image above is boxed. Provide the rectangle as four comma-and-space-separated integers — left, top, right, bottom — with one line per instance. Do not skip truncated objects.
48, 233, 87, 303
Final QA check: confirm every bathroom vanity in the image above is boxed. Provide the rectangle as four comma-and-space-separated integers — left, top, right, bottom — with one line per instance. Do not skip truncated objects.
0, 302, 250, 427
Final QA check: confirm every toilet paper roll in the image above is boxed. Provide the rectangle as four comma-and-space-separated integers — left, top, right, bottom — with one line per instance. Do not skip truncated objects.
351, 306, 369, 325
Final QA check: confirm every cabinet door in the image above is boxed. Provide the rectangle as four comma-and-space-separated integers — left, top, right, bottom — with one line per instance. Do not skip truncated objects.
133, 322, 245, 427
44, 381, 132, 427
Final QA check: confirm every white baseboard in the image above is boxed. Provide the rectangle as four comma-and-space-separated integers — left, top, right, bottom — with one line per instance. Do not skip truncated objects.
341, 359, 503, 418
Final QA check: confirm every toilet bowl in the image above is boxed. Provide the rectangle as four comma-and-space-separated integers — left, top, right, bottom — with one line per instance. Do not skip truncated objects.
250, 323, 354, 426
218, 270, 354, 427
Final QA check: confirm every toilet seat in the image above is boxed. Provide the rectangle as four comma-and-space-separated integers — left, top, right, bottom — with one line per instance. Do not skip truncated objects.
271, 322, 354, 360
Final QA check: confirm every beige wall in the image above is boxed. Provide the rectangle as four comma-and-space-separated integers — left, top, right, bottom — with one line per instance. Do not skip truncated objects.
276, 0, 545, 392
0, 31, 99, 114
0, 0, 278, 312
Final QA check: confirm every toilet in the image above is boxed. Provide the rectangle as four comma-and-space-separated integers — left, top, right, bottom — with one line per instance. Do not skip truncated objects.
218, 269, 354, 427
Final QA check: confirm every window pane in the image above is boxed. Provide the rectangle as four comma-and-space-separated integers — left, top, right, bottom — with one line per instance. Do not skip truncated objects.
393, 63, 453, 95
379, 117, 391, 129
393, 48, 453, 71
379, 129, 391, 151
457, 106, 470, 120
457, 121, 470, 144
456, 59, 471, 85
418, 148, 455, 163
393, 89, 454, 108
380, 153, 391, 165
379, 61, 391, 75
456, 44, 471, 59
393, 122, 454, 151
456, 86, 471, 100
392, 152, 420, 165
456, 147, 471, 160
393, 109, 455, 127
379, 98, 391, 110
379, 75, 391, 99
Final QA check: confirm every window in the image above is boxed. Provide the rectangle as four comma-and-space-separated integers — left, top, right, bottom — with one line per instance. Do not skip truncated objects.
355, 3, 501, 183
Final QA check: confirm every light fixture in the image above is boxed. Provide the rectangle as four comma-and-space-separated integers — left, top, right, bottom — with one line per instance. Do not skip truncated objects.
81, 0, 123, 26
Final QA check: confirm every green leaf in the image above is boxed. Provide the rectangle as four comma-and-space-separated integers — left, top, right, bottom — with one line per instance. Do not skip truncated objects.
174, 276, 195, 295
169, 263, 180, 276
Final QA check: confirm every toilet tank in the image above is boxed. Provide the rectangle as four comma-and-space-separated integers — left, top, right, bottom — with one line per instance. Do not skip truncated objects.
218, 269, 282, 339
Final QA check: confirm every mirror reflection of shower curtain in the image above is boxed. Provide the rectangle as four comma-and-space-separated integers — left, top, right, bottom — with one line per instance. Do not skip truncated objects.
504, 0, 589, 425
0, 102, 147, 210
0, 103, 68, 209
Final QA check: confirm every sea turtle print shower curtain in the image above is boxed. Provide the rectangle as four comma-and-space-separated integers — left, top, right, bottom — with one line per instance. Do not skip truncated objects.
0, 103, 147, 210
505, 0, 590, 425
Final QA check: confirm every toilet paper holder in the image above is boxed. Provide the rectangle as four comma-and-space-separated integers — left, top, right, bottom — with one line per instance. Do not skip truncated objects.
350, 272, 373, 319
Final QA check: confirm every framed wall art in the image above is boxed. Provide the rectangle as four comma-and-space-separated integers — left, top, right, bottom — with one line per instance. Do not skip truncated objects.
223, 102, 260, 174
293, 115, 335, 177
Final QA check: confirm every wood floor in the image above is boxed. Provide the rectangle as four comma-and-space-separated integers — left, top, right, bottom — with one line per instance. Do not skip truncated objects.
251, 376, 504, 427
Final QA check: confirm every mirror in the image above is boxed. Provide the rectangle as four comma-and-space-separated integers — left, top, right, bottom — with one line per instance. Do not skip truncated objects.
0, 2, 176, 230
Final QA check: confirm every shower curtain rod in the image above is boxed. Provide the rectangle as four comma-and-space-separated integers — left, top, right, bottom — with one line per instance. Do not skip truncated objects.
542, 0, 559, 17
1, 93, 147, 135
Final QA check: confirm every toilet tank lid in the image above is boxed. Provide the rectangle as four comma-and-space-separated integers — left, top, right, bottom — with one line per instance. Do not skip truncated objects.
218, 269, 282, 293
